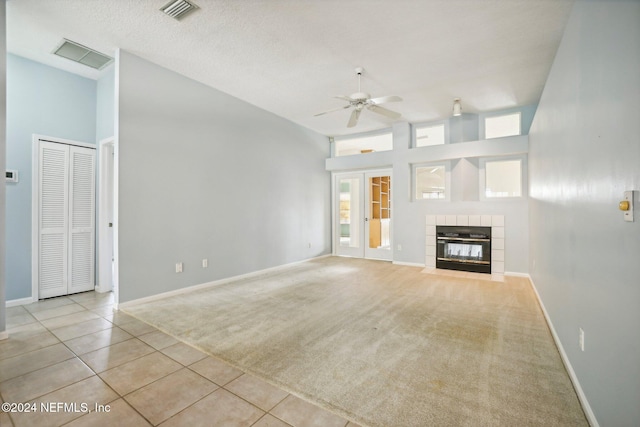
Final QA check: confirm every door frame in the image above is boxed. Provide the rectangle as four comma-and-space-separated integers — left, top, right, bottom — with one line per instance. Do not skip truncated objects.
31, 134, 96, 302
363, 170, 393, 261
97, 137, 115, 293
332, 168, 393, 260
332, 172, 365, 258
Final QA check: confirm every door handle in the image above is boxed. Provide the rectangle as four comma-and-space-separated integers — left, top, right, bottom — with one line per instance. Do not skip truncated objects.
365, 218, 369, 222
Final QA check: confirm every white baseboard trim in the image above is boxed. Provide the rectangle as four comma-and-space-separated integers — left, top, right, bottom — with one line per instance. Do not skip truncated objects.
120, 254, 332, 309
528, 276, 599, 427
95, 284, 113, 294
0, 331, 8, 341
392, 261, 426, 268
6, 297, 35, 308
504, 271, 530, 278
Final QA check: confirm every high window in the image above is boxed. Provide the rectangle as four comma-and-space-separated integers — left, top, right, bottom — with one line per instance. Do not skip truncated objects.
414, 163, 449, 200
484, 112, 521, 139
333, 132, 393, 157
415, 123, 446, 147
481, 158, 523, 198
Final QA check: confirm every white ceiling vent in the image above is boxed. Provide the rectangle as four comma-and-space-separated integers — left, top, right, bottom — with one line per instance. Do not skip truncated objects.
53, 39, 113, 70
161, 0, 199, 20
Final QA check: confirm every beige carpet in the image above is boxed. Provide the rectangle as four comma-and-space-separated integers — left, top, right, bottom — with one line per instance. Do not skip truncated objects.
122, 257, 587, 427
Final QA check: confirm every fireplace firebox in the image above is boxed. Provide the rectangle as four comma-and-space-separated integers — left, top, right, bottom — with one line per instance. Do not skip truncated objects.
436, 226, 491, 274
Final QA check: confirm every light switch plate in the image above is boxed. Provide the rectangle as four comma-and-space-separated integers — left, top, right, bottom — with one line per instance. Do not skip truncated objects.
623, 191, 634, 222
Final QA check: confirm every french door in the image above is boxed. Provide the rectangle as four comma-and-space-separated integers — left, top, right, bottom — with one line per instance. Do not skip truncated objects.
334, 170, 392, 260
35, 139, 96, 299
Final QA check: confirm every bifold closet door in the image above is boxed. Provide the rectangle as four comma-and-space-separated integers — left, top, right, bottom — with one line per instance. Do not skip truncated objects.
68, 146, 96, 294
38, 141, 95, 299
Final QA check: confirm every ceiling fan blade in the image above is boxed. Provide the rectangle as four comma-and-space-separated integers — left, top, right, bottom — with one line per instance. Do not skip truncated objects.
367, 104, 402, 119
314, 104, 351, 116
334, 95, 354, 102
347, 109, 361, 128
369, 95, 402, 105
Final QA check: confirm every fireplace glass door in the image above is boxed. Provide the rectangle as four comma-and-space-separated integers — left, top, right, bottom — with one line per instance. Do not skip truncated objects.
436, 226, 491, 273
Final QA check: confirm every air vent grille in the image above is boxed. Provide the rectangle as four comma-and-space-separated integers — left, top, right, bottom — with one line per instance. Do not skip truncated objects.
53, 40, 113, 70
161, 0, 198, 20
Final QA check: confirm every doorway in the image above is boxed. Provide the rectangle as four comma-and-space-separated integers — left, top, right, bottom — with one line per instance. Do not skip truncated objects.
334, 170, 392, 260
32, 136, 96, 299
97, 138, 115, 293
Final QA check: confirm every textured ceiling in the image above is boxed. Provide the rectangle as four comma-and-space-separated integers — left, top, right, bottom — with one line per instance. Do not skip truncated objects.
7, 0, 575, 136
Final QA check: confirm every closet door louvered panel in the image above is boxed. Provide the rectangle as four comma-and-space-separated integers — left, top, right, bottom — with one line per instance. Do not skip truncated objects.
68, 146, 96, 293
39, 142, 70, 298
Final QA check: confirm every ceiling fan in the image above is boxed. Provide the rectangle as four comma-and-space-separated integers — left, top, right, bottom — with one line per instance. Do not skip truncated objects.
315, 67, 402, 128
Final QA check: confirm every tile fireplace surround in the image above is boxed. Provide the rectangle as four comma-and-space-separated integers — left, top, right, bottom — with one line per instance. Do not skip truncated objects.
426, 215, 505, 275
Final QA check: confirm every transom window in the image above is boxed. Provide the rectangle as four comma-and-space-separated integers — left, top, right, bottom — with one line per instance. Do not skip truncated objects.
415, 123, 446, 147
485, 112, 521, 139
333, 132, 393, 157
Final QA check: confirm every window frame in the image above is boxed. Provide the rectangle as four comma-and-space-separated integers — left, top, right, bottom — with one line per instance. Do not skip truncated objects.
412, 121, 449, 148
332, 128, 393, 157
479, 155, 527, 200
413, 161, 451, 202
483, 112, 522, 140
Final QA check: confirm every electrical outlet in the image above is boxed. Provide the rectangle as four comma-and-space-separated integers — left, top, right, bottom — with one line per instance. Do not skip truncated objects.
308, 243, 312, 248
579, 328, 584, 352
397, 244, 402, 251
202, 259, 208, 268
175, 262, 183, 273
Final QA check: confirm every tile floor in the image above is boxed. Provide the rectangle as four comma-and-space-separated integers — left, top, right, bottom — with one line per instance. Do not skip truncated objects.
1, 291, 360, 427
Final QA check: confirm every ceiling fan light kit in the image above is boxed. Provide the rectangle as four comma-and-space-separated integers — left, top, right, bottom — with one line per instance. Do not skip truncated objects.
315, 67, 403, 128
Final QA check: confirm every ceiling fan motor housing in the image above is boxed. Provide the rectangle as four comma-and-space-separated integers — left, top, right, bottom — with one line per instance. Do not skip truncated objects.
350, 92, 371, 101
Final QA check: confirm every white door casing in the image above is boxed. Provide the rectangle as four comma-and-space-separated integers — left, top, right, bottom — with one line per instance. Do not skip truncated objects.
333, 169, 393, 261
97, 138, 114, 293
33, 136, 96, 300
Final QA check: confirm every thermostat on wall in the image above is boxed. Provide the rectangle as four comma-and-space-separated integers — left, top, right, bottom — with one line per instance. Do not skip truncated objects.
6, 170, 18, 183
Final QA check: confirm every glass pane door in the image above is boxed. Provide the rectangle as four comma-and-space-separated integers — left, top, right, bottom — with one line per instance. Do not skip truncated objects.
335, 174, 364, 257
365, 173, 392, 260
334, 171, 392, 260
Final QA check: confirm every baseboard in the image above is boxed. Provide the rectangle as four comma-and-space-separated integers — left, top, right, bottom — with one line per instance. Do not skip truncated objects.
527, 276, 599, 427
120, 254, 332, 309
504, 271, 530, 278
392, 261, 426, 268
95, 284, 112, 294
6, 296, 35, 307
0, 331, 8, 341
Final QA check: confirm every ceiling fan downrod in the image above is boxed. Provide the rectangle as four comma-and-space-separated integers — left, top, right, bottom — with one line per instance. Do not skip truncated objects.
355, 67, 364, 93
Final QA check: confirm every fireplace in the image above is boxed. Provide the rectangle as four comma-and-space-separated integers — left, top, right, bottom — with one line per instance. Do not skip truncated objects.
436, 226, 491, 274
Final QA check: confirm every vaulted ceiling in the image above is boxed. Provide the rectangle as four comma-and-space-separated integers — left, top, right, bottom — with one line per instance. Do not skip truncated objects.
7, 0, 575, 136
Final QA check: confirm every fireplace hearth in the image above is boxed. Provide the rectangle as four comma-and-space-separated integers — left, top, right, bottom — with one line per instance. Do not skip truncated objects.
436, 226, 491, 273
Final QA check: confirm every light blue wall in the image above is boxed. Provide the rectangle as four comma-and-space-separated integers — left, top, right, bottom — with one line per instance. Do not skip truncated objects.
528, 0, 640, 425
117, 51, 331, 303
1, 2, 7, 333
96, 65, 115, 142
5, 54, 97, 300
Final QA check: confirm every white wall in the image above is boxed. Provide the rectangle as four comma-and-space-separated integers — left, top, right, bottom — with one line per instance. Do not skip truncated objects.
327, 116, 531, 273
529, 1, 640, 425
117, 51, 331, 303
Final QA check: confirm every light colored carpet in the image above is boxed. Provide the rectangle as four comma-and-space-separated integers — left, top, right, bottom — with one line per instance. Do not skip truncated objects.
122, 257, 587, 427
